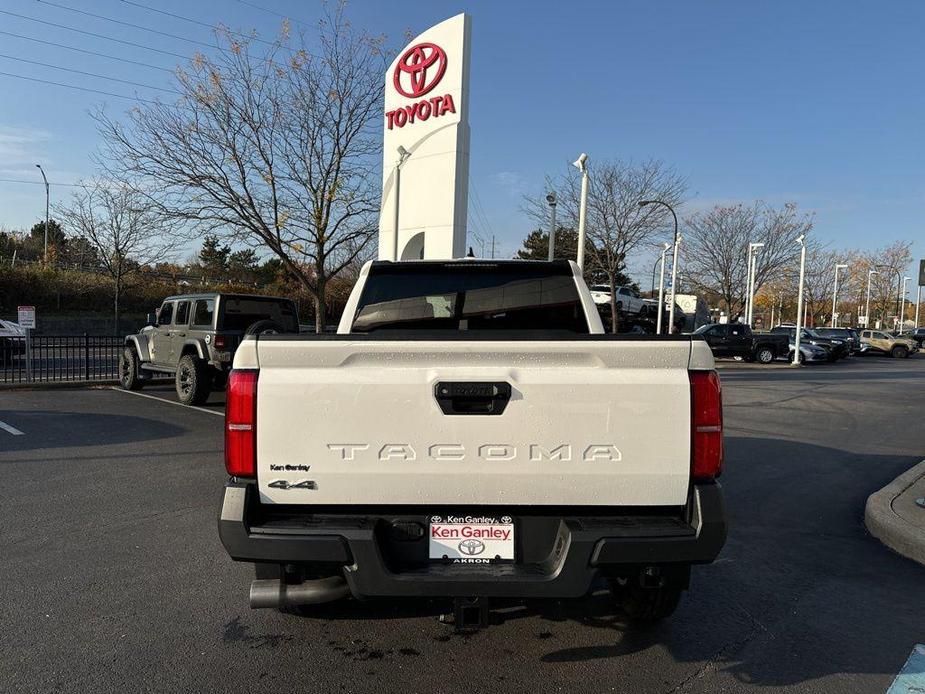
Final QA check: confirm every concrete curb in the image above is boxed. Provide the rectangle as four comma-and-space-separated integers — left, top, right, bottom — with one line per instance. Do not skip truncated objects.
864, 459, 925, 567
0, 379, 120, 391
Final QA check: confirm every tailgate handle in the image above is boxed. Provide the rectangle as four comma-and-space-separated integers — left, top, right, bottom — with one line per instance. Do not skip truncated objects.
435, 382, 512, 415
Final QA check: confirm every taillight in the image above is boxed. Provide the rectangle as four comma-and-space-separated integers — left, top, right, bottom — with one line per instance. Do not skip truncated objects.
214, 335, 226, 348
225, 369, 258, 477
690, 370, 723, 480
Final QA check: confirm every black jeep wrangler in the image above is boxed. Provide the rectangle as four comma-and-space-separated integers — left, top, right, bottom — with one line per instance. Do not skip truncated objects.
120, 293, 298, 405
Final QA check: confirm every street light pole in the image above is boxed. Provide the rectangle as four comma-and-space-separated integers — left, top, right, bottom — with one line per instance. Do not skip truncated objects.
391, 146, 411, 261
831, 263, 848, 327
744, 250, 753, 324
898, 276, 911, 331
35, 163, 49, 266
546, 192, 557, 262
573, 153, 589, 271
639, 199, 680, 332
656, 242, 671, 335
865, 269, 878, 328
915, 284, 921, 329
793, 234, 807, 366
746, 242, 765, 327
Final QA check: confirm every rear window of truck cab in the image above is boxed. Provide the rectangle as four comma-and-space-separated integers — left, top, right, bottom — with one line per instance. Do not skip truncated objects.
352, 262, 589, 333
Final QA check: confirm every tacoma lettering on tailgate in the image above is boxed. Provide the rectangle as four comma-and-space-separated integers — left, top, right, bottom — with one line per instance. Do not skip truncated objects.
325, 443, 622, 462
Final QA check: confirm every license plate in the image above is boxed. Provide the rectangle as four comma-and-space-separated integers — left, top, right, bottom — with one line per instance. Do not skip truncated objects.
428, 514, 515, 563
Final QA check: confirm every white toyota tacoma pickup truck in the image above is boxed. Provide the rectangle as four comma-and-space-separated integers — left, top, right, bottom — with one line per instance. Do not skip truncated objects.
218, 259, 726, 628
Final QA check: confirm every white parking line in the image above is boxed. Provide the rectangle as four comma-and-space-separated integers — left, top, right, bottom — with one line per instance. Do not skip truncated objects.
110, 387, 224, 417
0, 420, 25, 435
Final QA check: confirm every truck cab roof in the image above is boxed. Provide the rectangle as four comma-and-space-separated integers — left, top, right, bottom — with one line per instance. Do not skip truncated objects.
160, 292, 294, 302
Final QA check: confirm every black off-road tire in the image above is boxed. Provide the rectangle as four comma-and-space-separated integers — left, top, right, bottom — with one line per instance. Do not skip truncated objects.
245, 319, 286, 336
175, 354, 211, 405
891, 345, 908, 359
613, 581, 683, 622
119, 346, 144, 391
756, 347, 775, 364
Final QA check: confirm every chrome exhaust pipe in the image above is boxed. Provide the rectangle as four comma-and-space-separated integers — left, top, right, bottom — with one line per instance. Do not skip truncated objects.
249, 576, 351, 609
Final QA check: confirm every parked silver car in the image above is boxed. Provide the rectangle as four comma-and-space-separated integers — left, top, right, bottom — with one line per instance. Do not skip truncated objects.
789, 339, 829, 364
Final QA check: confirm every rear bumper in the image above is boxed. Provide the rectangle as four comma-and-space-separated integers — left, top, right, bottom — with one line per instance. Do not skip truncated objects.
218, 481, 727, 599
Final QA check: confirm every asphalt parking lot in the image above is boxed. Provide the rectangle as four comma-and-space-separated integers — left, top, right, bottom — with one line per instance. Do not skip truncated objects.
1, 358, 923, 693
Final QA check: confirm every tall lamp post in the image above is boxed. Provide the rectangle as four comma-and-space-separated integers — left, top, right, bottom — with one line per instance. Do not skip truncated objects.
915, 282, 922, 330
831, 263, 848, 327
391, 146, 411, 261
650, 254, 661, 295
546, 192, 557, 261
639, 199, 680, 332
35, 163, 50, 266
793, 234, 807, 366
656, 242, 672, 335
864, 269, 879, 328
746, 242, 765, 326
898, 276, 911, 330
572, 153, 589, 271
912, 284, 922, 330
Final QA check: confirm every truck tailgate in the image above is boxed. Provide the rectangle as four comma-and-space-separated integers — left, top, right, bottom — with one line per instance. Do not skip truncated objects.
252, 339, 694, 507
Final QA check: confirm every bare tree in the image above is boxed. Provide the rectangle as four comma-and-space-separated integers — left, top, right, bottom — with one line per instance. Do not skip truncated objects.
863, 241, 913, 327
798, 244, 848, 326
683, 202, 813, 320
96, 6, 385, 331
56, 179, 180, 333
524, 159, 686, 331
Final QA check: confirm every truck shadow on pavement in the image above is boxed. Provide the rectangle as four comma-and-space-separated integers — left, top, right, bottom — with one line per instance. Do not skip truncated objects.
0, 409, 185, 456
534, 435, 925, 687
282, 436, 925, 689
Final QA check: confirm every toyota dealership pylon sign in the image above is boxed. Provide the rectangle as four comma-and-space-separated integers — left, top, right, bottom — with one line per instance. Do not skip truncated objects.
378, 14, 471, 261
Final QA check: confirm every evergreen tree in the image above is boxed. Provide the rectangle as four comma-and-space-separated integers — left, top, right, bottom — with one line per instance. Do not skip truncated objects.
199, 234, 230, 280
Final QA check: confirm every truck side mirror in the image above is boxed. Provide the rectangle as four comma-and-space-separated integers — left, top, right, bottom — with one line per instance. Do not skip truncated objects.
146, 313, 157, 327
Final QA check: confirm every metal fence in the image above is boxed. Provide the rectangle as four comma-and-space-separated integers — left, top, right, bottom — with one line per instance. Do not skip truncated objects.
1, 335, 125, 384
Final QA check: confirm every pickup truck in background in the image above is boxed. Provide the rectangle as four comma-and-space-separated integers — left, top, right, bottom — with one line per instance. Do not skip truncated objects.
218, 260, 726, 629
859, 329, 917, 358
693, 323, 789, 363
589, 284, 648, 315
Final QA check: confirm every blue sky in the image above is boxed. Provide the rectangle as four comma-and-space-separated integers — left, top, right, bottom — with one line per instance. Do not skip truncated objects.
0, 0, 922, 285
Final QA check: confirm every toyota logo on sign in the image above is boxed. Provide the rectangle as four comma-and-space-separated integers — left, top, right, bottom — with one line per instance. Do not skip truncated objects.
393, 42, 447, 98
458, 539, 485, 556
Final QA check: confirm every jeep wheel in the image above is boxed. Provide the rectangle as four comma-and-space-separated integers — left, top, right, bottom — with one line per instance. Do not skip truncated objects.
245, 319, 285, 336
176, 354, 211, 405
611, 580, 683, 623
756, 347, 775, 364
119, 347, 144, 391
891, 345, 908, 359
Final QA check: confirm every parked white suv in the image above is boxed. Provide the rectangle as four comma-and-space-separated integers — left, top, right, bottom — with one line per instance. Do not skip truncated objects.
218, 260, 727, 629
589, 284, 649, 315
